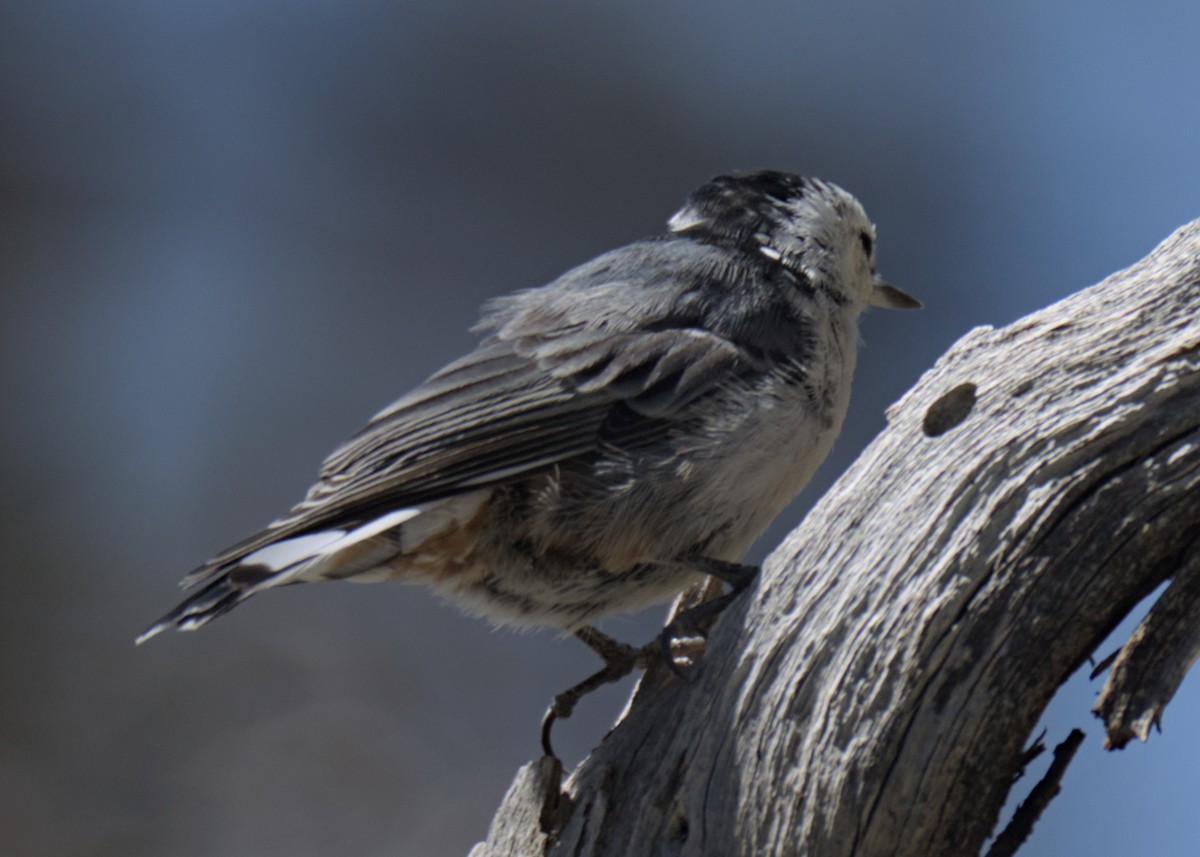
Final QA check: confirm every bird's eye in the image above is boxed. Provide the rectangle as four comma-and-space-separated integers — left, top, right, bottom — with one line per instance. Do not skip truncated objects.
859, 231, 873, 258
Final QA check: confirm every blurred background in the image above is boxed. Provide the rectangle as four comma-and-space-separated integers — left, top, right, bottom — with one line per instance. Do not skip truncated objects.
2, 2, 1199, 855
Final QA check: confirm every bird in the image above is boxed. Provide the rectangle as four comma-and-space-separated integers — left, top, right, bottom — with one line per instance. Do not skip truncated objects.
138, 170, 920, 755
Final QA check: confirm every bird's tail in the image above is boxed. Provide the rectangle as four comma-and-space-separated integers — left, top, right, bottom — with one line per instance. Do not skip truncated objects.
135, 569, 268, 644
136, 509, 421, 644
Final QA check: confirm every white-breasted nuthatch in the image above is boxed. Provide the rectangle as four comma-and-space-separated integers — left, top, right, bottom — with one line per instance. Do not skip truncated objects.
139, 170, 920, 752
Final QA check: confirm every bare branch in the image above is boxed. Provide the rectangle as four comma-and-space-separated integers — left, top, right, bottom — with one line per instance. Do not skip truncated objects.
1093, 541, 1200, 747
474, 220, 1200, 857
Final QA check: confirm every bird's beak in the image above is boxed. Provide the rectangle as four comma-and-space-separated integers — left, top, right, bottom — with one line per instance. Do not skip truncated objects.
869, 275, 922, 309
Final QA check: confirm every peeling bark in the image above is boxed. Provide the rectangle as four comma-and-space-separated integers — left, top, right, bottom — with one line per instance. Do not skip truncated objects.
472, 221, 1200, 857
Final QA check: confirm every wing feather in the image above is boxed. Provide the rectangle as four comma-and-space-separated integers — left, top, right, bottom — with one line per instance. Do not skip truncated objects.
187, 315, 764, 585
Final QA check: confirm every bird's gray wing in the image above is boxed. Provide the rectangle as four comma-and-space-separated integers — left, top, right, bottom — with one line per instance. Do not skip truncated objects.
185, 325, 761, 585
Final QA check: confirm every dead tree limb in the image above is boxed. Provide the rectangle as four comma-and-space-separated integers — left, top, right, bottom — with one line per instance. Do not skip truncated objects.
471, 220, 1200, 857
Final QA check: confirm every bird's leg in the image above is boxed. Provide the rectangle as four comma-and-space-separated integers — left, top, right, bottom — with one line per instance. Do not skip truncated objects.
658, 558, 758, 675
541, 626, 657, 758
540, 562, 757, 758
690, 557, 760, 591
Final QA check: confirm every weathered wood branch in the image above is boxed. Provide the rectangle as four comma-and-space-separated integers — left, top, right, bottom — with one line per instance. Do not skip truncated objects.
471, 220, 1200, 857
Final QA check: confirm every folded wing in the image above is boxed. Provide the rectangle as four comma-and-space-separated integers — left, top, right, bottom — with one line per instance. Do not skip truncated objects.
182, 321, 761, 589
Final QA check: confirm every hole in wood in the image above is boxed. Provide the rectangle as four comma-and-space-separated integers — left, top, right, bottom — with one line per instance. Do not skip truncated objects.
665, 805, 690, 841
923, 382, 978, 437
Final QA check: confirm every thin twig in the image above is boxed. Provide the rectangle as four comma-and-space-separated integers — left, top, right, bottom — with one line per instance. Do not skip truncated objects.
984, 729, 1086, 857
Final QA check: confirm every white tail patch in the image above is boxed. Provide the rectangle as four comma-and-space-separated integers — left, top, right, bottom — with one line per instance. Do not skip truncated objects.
335, 507, 423, 546
253, 507, 424, 587
243, 531, 348, 572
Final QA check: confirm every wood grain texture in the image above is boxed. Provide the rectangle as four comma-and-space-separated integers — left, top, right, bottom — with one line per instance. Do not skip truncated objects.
473, 220, 1200, 857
